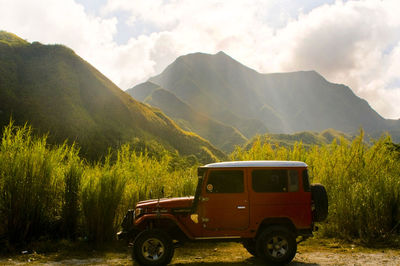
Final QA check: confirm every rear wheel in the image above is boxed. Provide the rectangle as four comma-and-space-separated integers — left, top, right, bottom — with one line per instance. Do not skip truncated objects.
133, 229, 174, 265
256, 226, 297, 265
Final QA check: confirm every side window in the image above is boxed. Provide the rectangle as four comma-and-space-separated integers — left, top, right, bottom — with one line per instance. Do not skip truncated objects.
206, 170, 244, 193
252, 169, 299, 193
288, 170, 299, 192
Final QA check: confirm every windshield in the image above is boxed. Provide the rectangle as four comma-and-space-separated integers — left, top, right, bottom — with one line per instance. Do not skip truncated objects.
191, 168, 205, 212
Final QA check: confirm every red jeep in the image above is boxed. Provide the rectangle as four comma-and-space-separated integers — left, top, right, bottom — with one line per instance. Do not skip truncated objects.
119, 161, 328, 265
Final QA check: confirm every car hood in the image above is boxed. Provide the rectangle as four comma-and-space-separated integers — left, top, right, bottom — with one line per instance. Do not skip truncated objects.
136, 196, 194, 209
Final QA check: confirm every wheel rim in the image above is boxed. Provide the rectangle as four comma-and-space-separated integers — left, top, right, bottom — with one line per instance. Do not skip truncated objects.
266, 235, 289, 258
142, 237, 165, 261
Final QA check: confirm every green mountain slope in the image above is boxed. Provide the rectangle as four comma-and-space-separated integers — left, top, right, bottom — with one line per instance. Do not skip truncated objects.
145, 51, 400, 142
149, 52, 267, 138
127, 81, 247, 152
0, 31, 224, 161
245, 129, 352, 150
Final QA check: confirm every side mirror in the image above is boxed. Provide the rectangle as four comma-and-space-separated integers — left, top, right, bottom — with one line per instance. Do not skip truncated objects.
197, 167, 205, 178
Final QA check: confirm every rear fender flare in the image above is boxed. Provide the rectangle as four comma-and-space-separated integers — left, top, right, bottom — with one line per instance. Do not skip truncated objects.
256, 218, 297, 237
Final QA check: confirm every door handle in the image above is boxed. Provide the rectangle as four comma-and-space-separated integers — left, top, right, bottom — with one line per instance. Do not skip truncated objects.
237, 206, 246, 209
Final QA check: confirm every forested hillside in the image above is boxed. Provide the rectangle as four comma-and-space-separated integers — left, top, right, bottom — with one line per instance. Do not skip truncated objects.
0, 31, 224, 162
245, 129, 352, 150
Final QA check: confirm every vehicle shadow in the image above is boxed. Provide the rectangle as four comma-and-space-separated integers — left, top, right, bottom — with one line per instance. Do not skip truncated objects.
168, 261, 319, 266
166, 257, 320, 266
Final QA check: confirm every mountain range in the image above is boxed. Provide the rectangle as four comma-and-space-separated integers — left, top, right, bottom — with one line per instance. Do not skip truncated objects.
0, 31, 224, 161
2, 31, 399, 160
128, 51, 400, 151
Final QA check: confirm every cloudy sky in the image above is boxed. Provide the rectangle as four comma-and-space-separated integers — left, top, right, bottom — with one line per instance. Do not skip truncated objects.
1, 0, 400, 119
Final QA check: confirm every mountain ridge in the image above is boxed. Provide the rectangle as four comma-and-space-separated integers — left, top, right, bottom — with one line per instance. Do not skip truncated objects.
130, 51, 400, 149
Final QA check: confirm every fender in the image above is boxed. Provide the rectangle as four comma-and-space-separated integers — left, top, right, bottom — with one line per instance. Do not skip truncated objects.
135, 213, 195, 240
256, 217, 297, 236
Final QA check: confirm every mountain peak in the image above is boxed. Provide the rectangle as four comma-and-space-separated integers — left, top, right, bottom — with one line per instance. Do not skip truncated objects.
216, 51, 227, 56
299, 70, 325, 81
305, 70, 324, 78
214, 50, 238, 62
0, 31, 29, 46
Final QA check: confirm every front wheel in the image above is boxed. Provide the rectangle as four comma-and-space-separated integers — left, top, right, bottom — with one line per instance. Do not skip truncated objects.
256, 226, 297, 265
133, 229, 174, 265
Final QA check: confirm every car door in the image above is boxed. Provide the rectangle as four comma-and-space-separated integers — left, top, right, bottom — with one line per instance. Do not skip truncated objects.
199, 168, 249, 235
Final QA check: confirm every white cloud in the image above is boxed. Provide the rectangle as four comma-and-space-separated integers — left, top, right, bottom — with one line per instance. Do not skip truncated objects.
1, 0, 400, 119
0, 0, 123, 83
104, 0, 400, 119
271, 0, 400, 119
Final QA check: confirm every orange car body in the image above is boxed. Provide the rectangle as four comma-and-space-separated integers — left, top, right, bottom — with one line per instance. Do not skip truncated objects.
128, 161, 314, 240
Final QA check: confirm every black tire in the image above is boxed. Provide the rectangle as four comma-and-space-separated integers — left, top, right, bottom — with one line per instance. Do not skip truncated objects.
242, 238, 257, 256
311, 184, 328, 222
256, 226, 297, 265
132, 229, 174, 265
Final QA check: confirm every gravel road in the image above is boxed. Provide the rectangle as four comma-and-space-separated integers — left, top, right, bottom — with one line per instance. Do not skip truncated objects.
1, 240, 399, 265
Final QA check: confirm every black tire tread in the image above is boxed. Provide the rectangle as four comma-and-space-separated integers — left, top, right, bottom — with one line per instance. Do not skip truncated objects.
132, 229, 174, 266
256, 226, 297, 265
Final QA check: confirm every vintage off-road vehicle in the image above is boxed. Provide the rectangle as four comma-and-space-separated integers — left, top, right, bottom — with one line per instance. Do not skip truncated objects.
118, 161, 328, 265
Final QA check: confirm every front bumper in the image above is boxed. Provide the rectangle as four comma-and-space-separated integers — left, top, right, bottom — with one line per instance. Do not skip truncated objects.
117, 209, 137, 240
116, 230, 130, 240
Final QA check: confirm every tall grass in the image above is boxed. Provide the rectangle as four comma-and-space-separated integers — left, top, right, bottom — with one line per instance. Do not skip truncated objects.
0, 123, 197, 244
1, 122, 399, 245
231, 132, 400, 243
80, 145, 197, 243
307, 134, 400, 242
0, 123, 70, 243
81, 159, 127, 243
62, 149, 83, 240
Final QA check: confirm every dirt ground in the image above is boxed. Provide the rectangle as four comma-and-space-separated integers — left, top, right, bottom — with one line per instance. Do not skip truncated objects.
1, 239, 399, 265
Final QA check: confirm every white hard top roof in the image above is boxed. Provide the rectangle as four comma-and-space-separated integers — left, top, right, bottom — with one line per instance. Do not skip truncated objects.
204, 160, 307, 168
